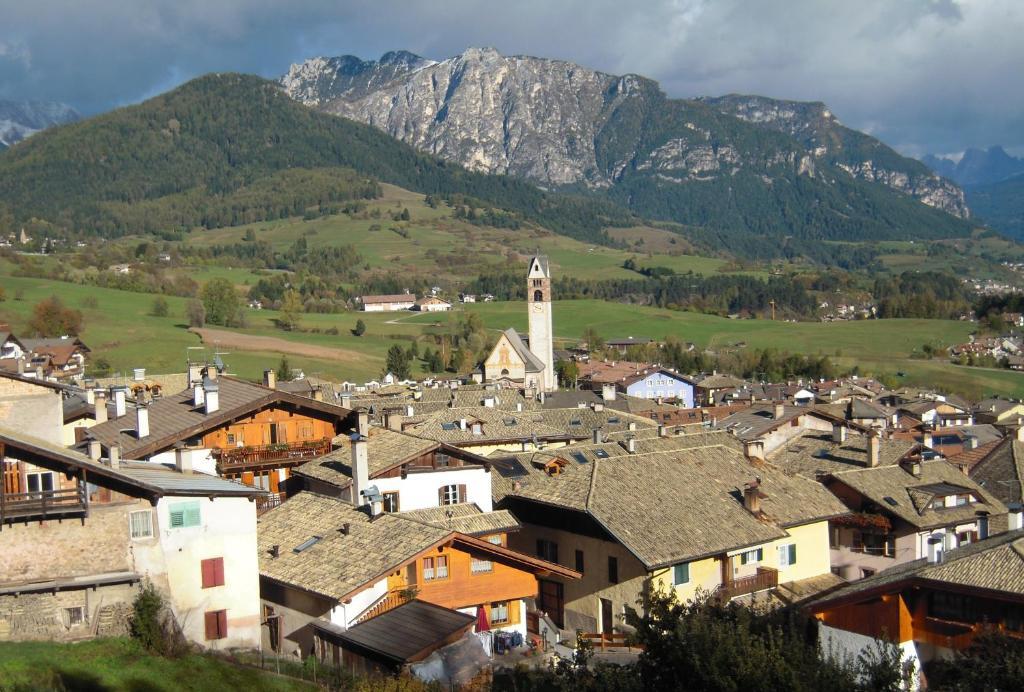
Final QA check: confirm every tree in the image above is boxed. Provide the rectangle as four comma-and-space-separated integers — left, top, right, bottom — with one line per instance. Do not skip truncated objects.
200, 277, 240, 327
186, 299, 206, 328
150, 296, 169, 317
353, 318, 366, 337
276, 354, 292, 382
556, 359, 580, 388
385, 345, 411, 380
279, 289, 303, 331
400, 207, 411, 221
28, 295, 83, 336
582, 326, 604, 352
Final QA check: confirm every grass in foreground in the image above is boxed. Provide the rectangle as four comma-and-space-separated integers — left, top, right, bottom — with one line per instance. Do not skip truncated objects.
0, 638, 311, 692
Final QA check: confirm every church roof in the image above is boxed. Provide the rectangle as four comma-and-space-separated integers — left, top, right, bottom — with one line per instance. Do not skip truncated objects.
501, 328, 546, 373
528, 255, 550, 278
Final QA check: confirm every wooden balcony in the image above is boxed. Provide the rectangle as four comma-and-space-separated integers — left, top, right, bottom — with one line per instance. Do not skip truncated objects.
719, 567, 779, 601
354, 589, 411, 624
255, 492, 284, 516
1, 485, 88, 525
213, 439, 331, 471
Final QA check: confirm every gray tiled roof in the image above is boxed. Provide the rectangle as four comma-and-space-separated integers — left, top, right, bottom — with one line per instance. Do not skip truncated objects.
397, 504, 521, 536
294, 427, 439, 487
500, 328, 545, 374
768, 431, 916, 479
971, 438, 1024, 506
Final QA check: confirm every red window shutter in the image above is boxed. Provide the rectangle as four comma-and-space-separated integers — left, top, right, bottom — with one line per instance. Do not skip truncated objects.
201, 559, 214, 589
202, 557, 225, 588
458, 484, 467, 503
438, 486, 446, 505
218, 610, 228, 639
214, 557, 225, 587
204, 611, 217, 640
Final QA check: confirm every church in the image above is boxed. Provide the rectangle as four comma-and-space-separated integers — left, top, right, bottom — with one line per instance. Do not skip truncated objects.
483, 256, 557, 393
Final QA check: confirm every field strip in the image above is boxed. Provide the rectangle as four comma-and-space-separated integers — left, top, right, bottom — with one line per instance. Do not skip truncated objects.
190, 328, 365, 362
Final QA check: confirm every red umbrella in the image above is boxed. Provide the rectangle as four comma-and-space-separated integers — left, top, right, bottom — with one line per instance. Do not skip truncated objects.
476, 605, 490, 632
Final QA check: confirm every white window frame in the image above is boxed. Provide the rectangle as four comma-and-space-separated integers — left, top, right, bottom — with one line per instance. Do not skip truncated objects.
436, 555, 449, 579
739, 548, 763, 565
25, 470, 55, 496
129, 509, 155, 539
440, 485, 459, 506
491, 601, 510, 624
777, 543, 797, 567
471, 556, 494, 574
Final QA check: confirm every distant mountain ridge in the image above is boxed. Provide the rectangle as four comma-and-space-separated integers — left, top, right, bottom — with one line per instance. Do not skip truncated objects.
922, 146, 1024, 188
280, 47, 970, 233
0, 99, 79, 147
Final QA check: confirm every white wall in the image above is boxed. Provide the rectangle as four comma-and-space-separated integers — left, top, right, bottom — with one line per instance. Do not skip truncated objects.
819, 623, 921, 691
372, 467, 493, 512
331, 578, 388, 629
147, 448, 217, 476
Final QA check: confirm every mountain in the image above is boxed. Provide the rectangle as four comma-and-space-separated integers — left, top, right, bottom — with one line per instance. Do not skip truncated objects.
0, 99, 79, 147
280, 48, 971, 241
0, 73, 629, 241
922, 146, 1024, 188
964, 173, 1024, 240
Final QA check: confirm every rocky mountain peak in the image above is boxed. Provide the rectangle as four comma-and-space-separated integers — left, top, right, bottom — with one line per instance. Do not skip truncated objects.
0, 99, 80, 148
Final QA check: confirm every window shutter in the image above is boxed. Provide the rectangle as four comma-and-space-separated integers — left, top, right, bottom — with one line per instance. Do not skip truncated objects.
457, 484, 467, 503
438, 486, 445, 506
201, 559, 214, 588
756, 548, 763, 562
218, 610, 228, 639
214, 557, 225, 586
204, 611, 218, 640
184, 503, 201, 527
674, 563, 689, 585
170, 509, 184, 528
788, 544, 797, 565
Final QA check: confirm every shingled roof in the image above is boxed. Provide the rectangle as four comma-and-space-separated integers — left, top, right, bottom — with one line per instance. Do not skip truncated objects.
970, 437, 1024, 506
498, 328, 545, 374
491, 432, 846, 569
768, 431, 917, 479
293, 427, 441, 488
85, 375, 350, 459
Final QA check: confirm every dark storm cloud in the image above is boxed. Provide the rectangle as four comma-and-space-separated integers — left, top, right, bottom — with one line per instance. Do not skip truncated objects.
0, 0, 1020, 155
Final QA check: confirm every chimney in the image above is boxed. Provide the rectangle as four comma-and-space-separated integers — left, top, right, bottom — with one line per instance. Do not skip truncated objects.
743, 480, 763, 514
773, 403, 785, 420
922, 430, 933, 449
406, 404, 415, 417
832, 423, 847, 444
113, 387, 127, 419
135, 403, 150, 439
357, 410, 369, 438
85, 388, 95, 405
270, 545, 280, 558
341, 392, 353, 409
927, 534, 944, 564
593, 428, 603, 444
108, 444, 121, 470
658, 424, 667, 438
976, 511, 990, 540
538, 391, 545, 405
133, 367, 146, 382
203, 377, 219, 414
193, 382, 205, 408
263, 369, 276, 389
351, 434, 369, 506
340, 523, 351, 536
313, 388, 324, 402
965, 435, 978, 450
625, 436, 636, 454
87, 438, 101, 462
593, 402, 604, 413
94, 390, 108, 424
386, 412, 403, 432
16, 358, 24, 375
628, 421, 637, 431
602, 383, 617, 401
188, 362, 203, 386
1009, 503, 1024, 531
459, 418, 467, 431
483, 396, 496, 408
174, 444, 191, 474
1016, 425, 1024, 443
744, 439, 765, 462
868, 433, 881, 468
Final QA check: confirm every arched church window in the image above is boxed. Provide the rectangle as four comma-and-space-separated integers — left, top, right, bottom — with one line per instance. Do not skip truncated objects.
533, 290, 543, 302
501, 369, 510, 376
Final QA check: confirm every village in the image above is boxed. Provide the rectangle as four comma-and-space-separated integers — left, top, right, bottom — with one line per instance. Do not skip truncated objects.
1, 255, 1024, 688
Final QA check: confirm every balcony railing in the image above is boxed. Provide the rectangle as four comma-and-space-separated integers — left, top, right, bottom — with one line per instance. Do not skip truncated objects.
354, 589, 411, 624
256, 492, 284, 516
719, 567, 779, 601
214, 439, 331, 470
1, 485, 88, 524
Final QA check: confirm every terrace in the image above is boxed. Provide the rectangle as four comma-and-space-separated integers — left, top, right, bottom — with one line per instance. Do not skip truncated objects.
0, 484, 88, 526
213, 439, 331, 471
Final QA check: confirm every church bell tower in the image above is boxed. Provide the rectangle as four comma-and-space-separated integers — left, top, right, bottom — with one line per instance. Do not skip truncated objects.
527, 255, 556, 392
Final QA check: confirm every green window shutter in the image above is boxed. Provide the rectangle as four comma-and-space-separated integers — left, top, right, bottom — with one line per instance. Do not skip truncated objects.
756, 548, 764, 562
788, 544, 797, 565
673, 563, 689, 585
169, 509, 184, 528
170, 501, 201, 529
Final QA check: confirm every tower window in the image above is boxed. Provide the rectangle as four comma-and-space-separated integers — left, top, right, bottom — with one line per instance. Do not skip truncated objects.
533, 290, 543, 302
533, 279, 543, 287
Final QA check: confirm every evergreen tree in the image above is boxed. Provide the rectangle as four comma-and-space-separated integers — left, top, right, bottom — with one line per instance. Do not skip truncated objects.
385, 345, 411, 380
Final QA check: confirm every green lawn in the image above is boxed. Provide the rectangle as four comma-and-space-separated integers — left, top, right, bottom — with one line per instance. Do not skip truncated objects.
0, 638, 312, 691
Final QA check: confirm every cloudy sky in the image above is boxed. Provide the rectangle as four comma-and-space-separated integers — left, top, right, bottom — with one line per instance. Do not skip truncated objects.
1, 0, 1020, 157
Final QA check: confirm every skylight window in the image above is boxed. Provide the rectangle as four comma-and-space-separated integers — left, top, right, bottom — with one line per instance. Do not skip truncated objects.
293, 536, 322, 553
883, 496, 898, 506
571, 451, 589, 464
569, 418, 582, 426
594, 449, 610, 459
607, 416, 621, 424
441, 422, 457, 431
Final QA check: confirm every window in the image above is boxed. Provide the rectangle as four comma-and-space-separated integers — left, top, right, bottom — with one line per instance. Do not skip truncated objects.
25, 471, 55, 495
64, 606, 85, 627
226, 433, 236, 445
487, 535, 503, 546
471, 556, 493, 574
931, 497, 946, 510
169, 501, 201, 528
382, 492, 400, 513
778, 544, 797, 567
438, 484, 465, 506
536, 539, 558, 563
201, 557, 225, 588
204, 610, 228, 640
739, 548, 764, 565
423, 555, 449, 580
608, 556, 619, 584
673, 563, 690, 586
533, 290, 543, 302
575, 550, 585, 574
129, 510, 154, 539
491, 601, 510, 625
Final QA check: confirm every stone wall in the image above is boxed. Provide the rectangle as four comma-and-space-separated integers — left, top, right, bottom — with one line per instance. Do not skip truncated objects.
0, 582, 138, 642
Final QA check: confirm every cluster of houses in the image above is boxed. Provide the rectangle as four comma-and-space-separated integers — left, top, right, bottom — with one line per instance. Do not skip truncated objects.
3, 257, 1024, 687
356, 289, 495, 313
949, 333, 1024, 368
0, 325, 90, 381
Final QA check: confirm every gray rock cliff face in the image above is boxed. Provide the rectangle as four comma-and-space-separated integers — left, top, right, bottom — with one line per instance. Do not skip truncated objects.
0, 100, 80, 148
281, 48, 968, 218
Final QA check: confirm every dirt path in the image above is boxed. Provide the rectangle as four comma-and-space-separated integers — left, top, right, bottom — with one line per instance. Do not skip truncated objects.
190, 328, 367, 362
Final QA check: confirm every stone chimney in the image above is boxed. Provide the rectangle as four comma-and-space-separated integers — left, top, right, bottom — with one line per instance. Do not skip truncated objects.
867, 433, 881, 468
357, 410, 369, 438
351, 434, 369, 506
773, 403, 785, 420
744, 439, 765, 462
94, 390, 108, 424
602, 383, 617, 401
341, 392, 353, 409
625, 436, 636, 454
112, 387, 127, 419
135, 403, 150, 439
1009, 503, 1024, 531
743, 480, 763, 514
832, 423, 847, 444
108, 444, 121, 470
263, 369, 276, 389
87, 438, 101, 462
386, 411, 403, 432
203, 376, 219, 414
174, 443, 191, 474
593, 428, 603, 444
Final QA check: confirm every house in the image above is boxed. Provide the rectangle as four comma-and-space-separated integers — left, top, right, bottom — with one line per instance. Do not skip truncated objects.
770, 429, 1006, 580
809, 525, 1024, 685
357, 294, 416, 312
694, 373, 748, 407
21, 337, 91, 380
256, 491, 577, 659
0, 427, 263, 649
460, 294, 477, 304
0, 330, 26, 361
0, 371, 66, 444
717, 403, 846, 456
969, 428, 1024, 507
613, 367, 696, 406
491, 430, 847, 635
972, 397, 1024, 425
413, 296, 452, 312
84, 368, 351, 510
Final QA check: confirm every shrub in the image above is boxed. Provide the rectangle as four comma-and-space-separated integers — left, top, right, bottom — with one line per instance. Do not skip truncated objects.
129, 581, 186, 657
